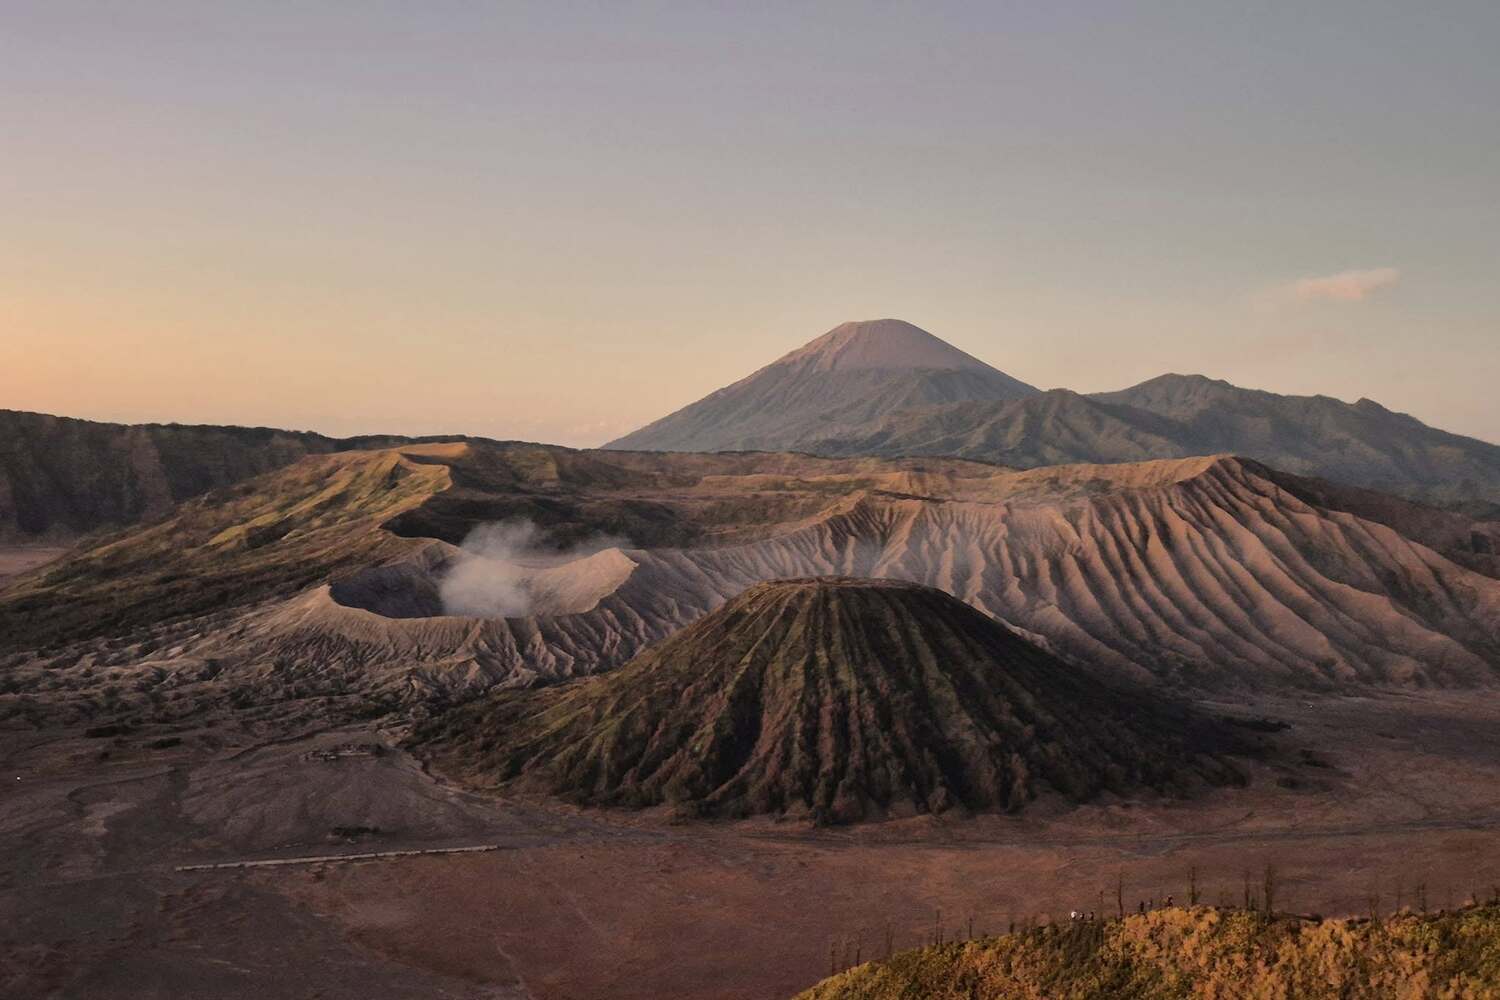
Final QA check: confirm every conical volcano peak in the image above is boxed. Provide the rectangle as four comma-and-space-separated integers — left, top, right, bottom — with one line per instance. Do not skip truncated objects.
414, 575, 1246, 823
604, 318, 1038, 452
776, 319, 997, 373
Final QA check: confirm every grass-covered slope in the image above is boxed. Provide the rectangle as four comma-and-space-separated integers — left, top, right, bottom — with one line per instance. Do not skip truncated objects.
0, 446, 453, 651
413, 578, 1245, 823
0, 408, 422, 540
797, 905, 1500, 999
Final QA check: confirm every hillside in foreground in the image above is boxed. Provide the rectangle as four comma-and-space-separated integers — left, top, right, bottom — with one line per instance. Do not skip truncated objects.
797, 905, 1500, 999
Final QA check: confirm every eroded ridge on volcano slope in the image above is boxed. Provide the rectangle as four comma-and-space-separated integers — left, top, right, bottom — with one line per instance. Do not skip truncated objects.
318, 451, 1500, 693
412, 577, 1247, 824
6, 444, 1499, 732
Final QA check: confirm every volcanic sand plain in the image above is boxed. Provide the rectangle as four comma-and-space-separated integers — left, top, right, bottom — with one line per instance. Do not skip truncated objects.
0, 546, 70, 586
7, 690, 1500, 1000
5, 443, 1500, 998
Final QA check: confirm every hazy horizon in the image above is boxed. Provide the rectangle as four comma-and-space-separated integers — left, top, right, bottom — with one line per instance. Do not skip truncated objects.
5, 3, 1498, 446
9, 313, 1499, 450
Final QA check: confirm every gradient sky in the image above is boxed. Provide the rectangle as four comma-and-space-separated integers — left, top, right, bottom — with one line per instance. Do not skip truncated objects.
4, 2, 1497, 446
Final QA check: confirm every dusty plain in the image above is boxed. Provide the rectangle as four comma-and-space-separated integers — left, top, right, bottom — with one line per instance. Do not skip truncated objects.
0, 546, 69, 585
7, 690, 1500, 1000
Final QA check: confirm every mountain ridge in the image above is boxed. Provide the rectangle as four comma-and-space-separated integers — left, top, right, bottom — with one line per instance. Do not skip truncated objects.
7, 444, 1497, 732
0, 408, 424, 541
607, 322, 1500, 513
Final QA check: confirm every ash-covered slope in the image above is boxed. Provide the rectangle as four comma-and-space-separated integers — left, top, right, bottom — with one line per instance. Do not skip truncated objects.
0, 408, 417, 540
7, 445, 1499, 732
606, 455, 1500, 690
414, 578, 1244, 823
605, 319, 1038, 453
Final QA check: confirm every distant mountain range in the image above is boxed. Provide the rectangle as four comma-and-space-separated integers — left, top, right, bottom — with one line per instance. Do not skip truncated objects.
4, 319, 1496, 544
607, 319, 1500, 516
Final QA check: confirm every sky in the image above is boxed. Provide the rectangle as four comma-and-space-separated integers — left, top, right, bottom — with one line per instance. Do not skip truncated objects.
3, 2, 1497, 446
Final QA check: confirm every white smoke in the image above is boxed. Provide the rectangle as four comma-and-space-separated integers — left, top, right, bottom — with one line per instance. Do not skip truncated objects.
438, 520, 625, 618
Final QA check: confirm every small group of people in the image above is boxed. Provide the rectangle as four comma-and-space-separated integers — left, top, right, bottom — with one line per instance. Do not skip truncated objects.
1067, 910, 1097, 921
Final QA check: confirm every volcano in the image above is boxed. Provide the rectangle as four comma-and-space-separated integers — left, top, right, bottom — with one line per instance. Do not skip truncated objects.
604, 319, 1039, 453
604, 319, 1500, 514
413, 577, 1244, 824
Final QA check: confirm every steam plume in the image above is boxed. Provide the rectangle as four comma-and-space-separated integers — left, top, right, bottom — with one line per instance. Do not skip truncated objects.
439, 520, 625, 617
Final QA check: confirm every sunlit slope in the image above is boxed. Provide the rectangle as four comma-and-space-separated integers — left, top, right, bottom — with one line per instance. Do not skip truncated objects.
0, 407, 416, 540
795, 905, 1500, 1000
0, 446, 454, 649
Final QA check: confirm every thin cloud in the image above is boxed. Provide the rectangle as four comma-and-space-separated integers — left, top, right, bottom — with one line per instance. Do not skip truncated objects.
1289, 267, 1400, 303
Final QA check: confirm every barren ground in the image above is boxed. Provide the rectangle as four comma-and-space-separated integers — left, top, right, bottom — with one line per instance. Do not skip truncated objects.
0, 545, 69, 585
6, 690, 1500, 999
